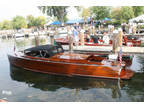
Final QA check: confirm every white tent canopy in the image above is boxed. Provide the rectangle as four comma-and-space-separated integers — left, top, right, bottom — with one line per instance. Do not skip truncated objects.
129, 14, 144, 23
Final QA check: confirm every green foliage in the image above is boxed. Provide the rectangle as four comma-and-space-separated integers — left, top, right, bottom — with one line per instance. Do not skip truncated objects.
12, 16, 27, 29
75, 6, 81, 12
0, 15, 46, 30
63, 16, 68, 22
0, 20, 12, 30
90, 6, 111, 20
34, 16, 46, 27
0, 22, 3, 29
111, 7, 122, 22
26, 15, 35, 28
132, 6, 144, 17
112, 19, 121, 26
121, 6, 134, 23
140, 25, 144, 29
1, 6, 144, 30
38, 6, 68, 24
27, 15, 46, 28
111, 7, 134, 24
82, 7, 90, 20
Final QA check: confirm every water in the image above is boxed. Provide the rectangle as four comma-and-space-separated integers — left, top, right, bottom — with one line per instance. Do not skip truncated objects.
0, 37, 144, 102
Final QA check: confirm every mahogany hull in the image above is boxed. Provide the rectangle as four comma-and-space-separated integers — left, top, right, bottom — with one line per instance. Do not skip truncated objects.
56, 38, 141, 46
55, 38, 110, 46
8, 54, 133, 80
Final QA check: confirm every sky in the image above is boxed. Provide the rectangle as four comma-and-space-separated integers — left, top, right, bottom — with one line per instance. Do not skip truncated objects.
0, 0, 143, 22
0, 1, 80, 22
0, 1, 45, 21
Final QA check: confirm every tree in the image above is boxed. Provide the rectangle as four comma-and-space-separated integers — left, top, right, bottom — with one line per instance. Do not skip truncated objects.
0, 22, 3, 30
111, 7, 123, 24
75, 6, 82, 13
26, 15, 46, 28
26, 15, 35, 28
81, 7, 90, 23
111, 7, 134, 24
1, 20, 12, 30
132, 6, 144, 17
121, 6, 134, 23
34, 16, 46, 27
38, 6, 68, 25
90, 6, 111, 20
12, 16, 27, 29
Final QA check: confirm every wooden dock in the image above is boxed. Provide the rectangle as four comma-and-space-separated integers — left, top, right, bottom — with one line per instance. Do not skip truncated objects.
63, 45, 144, 54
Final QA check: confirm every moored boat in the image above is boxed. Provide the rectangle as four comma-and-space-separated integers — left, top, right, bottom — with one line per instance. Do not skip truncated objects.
55, 35, 141, 47
8, 44, 134, 79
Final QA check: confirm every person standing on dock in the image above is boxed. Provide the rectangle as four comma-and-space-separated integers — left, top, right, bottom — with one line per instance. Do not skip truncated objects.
72, 26, 79, 48
86, 28, 91, 42
80, 26, 85, 46
132, 23, 137, 34
103, 32, 110, 45
128, 23, 133, 34
121, 23, 127, 33
67, 26, 74, 52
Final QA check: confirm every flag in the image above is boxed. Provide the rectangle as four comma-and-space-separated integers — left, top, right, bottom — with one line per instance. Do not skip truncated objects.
14, 43, 17, 56
119, 47, 122, 64
14, 44, 16, 52
54, 39, 57, 46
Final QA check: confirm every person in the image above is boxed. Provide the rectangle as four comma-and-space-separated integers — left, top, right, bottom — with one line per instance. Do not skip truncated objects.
121, 23, 127, 33
123, 32, 128, 46
128, 23, 132, 34
103, 32, 110, 45
80, 26, 85, 46
132, 23, 137, 34
72, 27, 79, 47
85, 29, 91, 42
91, 31, 99, 44
67, 26, 73, 52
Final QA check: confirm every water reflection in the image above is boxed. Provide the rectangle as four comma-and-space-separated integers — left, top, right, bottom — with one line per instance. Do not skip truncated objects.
124, 73, 144, 101
10, 65, 123, 99
136, 56, 144, 73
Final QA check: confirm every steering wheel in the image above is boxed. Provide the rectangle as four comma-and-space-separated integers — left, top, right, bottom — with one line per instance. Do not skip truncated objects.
40, 50, 47, 57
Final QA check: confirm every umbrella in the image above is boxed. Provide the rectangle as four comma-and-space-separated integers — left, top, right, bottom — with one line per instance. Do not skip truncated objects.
104, 18, 111, 21
50, 21, 61, 25
65, 19, 84, 24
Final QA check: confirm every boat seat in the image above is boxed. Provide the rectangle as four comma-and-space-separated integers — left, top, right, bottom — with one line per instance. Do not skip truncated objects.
86, 54, 106, 62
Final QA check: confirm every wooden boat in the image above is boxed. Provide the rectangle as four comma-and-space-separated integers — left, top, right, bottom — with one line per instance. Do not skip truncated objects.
55, 36, 111, 46
8, 44, 134, 79
55, 35, 141, 46
123, 35, 141, 46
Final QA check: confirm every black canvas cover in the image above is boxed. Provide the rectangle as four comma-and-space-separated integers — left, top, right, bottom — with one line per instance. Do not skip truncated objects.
24, 44, 64, 57
24, 45, 55, 52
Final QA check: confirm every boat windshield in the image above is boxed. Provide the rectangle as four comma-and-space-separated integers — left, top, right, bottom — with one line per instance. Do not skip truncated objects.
24, 44, 64, 58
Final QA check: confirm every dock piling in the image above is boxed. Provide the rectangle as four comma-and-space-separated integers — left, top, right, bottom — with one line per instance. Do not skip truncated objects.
80, 29, 85, 46
112, 30, 119, 53
69, 35, 73, 52
34, 32, 39, 46
118, 28, 123, 47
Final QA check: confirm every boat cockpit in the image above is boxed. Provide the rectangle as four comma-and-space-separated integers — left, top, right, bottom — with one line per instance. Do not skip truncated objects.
24, 43, 64, 58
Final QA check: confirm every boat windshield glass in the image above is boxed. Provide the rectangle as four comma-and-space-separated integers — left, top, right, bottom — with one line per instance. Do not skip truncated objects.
24, 44, 64, 58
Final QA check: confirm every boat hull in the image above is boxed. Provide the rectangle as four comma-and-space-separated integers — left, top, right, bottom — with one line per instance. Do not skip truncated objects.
8, 54, 133, 80
56, 37, 141, 46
